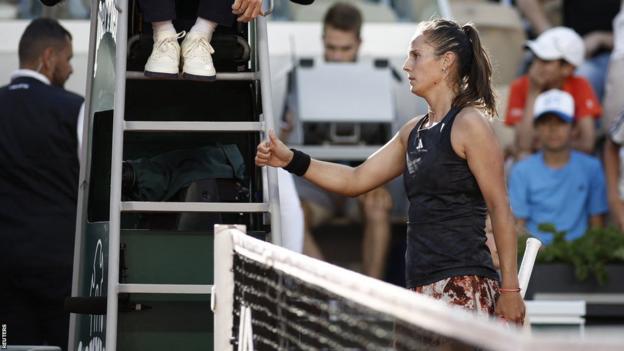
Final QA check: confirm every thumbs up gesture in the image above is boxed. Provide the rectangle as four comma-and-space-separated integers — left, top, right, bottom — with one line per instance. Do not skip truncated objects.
255, 129, 294, 168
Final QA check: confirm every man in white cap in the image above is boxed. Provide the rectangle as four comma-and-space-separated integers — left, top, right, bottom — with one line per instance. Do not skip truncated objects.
508, 89, 608, 244
505, 27, 602, 159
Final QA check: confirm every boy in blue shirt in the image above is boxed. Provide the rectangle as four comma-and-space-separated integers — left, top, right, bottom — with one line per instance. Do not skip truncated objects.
508, 89, 608, 244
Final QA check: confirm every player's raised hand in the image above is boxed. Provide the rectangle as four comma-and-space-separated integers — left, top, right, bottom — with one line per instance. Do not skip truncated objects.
255, 129, 293, 168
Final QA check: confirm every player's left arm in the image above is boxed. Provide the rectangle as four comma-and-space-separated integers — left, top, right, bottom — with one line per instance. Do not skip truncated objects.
452, 107, 525, 324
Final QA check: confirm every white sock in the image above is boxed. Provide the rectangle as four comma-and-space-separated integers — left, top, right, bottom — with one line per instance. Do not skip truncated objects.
190, 17, 218, 40
152, 20, 176, 39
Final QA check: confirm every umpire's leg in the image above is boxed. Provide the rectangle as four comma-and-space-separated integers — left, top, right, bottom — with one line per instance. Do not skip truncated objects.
198, 0, 236, 27
137, 0, 176, 22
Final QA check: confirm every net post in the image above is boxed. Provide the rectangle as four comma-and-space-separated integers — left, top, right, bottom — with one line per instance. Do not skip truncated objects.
214, 224, 243, 351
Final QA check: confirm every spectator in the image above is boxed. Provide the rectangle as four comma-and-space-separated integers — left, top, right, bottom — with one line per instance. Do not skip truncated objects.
289, 3, 393, 279
0, 18, 84, 350
508, 89, 608, 245
505, 27, 601, 158
516, 0, 620, 100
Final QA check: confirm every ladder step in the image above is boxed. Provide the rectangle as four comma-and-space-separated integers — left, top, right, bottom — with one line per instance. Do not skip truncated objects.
121, 201, 270, 213
124, 121, 264, 132
126, 71, 258, 81
117, 283, 213, 294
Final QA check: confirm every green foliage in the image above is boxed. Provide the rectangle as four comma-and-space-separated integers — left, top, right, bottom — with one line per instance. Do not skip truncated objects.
518, 224, 624, 285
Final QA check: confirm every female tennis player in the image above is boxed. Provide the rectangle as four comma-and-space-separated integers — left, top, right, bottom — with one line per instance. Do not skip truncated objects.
256, 19, 525, 324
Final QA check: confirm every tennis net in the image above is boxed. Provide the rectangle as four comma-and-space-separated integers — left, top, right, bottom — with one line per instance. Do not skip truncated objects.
212, 225, 619, 351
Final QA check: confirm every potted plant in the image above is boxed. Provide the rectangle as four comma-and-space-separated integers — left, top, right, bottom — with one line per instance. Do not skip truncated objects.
521, 225, 624, 317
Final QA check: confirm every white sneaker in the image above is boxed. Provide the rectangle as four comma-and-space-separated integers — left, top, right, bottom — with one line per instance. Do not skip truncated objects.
144, 31, 184, 78
181, 32, 216, 81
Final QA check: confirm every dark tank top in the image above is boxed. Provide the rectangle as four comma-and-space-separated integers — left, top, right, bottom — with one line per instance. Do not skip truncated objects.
403, 107, 498, 288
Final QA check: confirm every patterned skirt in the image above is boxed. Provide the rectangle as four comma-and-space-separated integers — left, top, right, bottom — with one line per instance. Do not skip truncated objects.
412, 275, 500, 317
393, 276, 500, 350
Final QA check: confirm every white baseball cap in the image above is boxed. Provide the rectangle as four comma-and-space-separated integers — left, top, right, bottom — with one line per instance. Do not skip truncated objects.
526, 27, 585, 67
533, 89, 575, 124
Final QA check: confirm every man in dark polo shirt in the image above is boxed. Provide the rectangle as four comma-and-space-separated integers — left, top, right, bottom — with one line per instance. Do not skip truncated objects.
0, 18, 84, 350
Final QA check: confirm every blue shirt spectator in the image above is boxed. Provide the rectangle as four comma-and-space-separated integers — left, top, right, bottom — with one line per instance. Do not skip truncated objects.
509, 151, 608, 243
508, 88, 608, 244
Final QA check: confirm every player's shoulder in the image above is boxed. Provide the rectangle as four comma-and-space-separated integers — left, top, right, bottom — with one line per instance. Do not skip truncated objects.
454, 106, 492, 135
